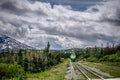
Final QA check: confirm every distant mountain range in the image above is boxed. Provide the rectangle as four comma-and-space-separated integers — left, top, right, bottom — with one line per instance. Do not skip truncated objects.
0, 33, 34, 51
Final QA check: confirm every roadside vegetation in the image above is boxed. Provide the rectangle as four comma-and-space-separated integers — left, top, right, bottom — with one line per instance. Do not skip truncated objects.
78, 43, 120, 64
26, 59, 69, 80
0, 63, 24, 79
0, 42, 69, 79
78, 43, 120, 77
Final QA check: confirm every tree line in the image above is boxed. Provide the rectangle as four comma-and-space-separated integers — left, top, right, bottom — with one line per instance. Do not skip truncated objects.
0, 42, 66, 79
79, 42, 120, 62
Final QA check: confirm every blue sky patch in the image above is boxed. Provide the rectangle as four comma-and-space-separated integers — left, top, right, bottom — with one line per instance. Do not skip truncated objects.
33, 0, 102, 11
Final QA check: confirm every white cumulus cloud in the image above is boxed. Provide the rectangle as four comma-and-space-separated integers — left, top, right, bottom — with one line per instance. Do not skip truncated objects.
0, 0, 120, 49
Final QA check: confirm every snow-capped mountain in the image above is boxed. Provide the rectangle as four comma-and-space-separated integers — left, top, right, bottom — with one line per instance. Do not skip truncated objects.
0, 33, 34, 51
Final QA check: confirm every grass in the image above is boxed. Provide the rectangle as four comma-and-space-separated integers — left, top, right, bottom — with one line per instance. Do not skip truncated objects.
25, 59, 69, 80
80, 61, 120, 78
101, 61, 120, 67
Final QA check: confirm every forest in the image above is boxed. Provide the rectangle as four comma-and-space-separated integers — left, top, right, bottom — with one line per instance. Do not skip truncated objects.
0, 42, 69, 79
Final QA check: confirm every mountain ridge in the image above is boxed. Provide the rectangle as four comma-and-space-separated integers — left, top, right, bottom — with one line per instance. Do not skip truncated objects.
0, 33, 34, 51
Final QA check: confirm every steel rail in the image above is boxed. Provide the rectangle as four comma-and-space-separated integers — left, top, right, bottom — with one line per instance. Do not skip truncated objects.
77, 62, 104, 80
73, 62, 91, 80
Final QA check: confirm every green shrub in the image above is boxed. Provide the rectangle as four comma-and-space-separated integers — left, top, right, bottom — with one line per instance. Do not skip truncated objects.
87, 55, 98, 62
108, 54, 117, 62
100, 51, 120, 62
0, 63, 24, 79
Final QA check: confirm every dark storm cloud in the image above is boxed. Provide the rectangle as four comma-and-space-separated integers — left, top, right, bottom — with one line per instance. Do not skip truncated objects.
0, 0, 48, 16
100, 12, 120, 26
0, 16, 25, 27
98, 0, 120, 26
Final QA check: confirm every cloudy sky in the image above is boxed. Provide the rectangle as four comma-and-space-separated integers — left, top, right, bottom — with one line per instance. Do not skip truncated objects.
0, 0, 120, 49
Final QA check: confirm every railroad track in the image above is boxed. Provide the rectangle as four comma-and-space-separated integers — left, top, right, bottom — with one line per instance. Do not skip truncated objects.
73, 62, 105, 80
